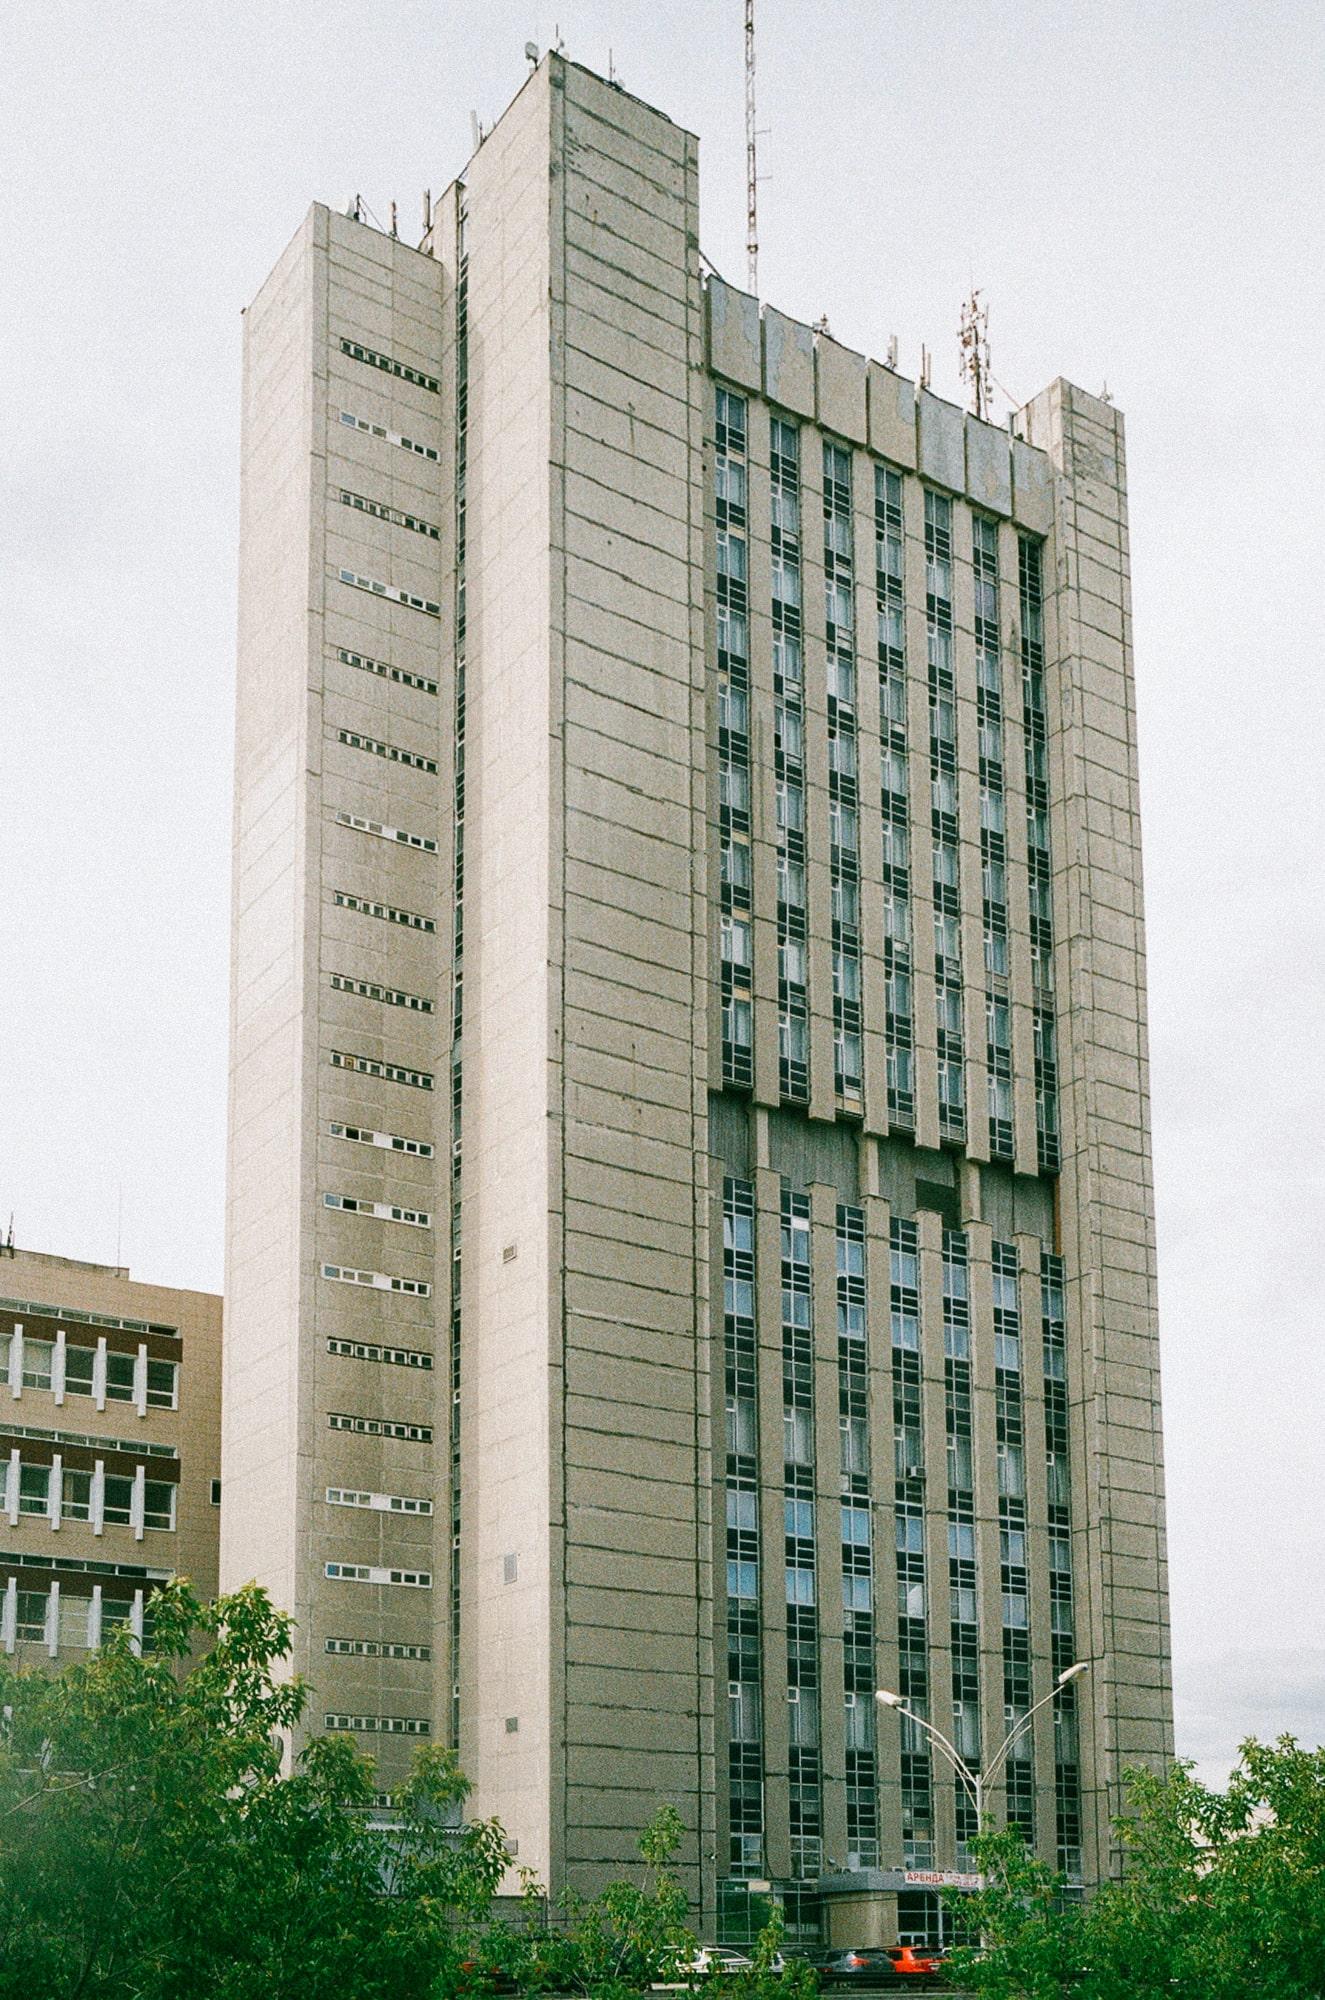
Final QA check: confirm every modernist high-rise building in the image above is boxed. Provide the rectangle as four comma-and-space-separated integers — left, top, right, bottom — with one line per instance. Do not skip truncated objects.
224, 53, 1171, 1946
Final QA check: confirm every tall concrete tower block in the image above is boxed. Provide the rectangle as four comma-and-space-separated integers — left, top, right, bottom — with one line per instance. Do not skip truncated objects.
226, 54, 1170, 1946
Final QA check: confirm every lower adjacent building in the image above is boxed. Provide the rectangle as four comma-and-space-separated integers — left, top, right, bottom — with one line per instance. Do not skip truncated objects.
223, 52, 1172, 1948
0, 1247, 220, 1662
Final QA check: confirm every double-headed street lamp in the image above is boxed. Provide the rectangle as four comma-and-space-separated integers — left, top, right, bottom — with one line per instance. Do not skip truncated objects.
876, 1661, 1090, 1833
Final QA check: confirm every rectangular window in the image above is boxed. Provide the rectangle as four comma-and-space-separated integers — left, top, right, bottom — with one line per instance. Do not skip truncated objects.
146, 1359, 177, 1409
63, 1469, 92, 1521
143, 1480, 176, 1531
18, 1463, 50, 1515
64, 1346, 96, 1396
103, 1474, 134, 1525
105, 1353, 136, 1403
22, 1341, 53, 1391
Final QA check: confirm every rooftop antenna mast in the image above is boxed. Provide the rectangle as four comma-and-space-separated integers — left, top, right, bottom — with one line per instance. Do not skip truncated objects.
959, 287, 992, 421
745, 0, 758, 295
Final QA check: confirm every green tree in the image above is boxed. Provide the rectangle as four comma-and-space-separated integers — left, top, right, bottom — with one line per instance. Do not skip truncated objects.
942, 1739, 1325, 2000
0, 1580, 508, 2000
476, 1805, 696, 1997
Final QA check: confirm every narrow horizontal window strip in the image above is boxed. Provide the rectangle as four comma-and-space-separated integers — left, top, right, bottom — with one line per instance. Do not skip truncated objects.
325, 1637, 432, 1660
324, 1562, 432, 1588
325, 1486, 433, 1515
327, 1338, 433, 1371
329, 1121, 434, 1159
336, 570, 440, 617
335, 808, 437, 853
321, 1263, 431, 1298
325, 1712, 431, 1734
329, 972, 433, 1014
339, 339, 439, 394
324, 1193, 432, 1227
328, 1413, 433, 1441
334, 727, 438, 773
338, 488, 440, 540
335, 646, 438, 696
330, 1050, 433, 1091
333, 889, 435, 934
0, 1548, 173, 1582
338, 411, 440, 463
0, 1421, 177, 1463
0, 1296, 175, 1338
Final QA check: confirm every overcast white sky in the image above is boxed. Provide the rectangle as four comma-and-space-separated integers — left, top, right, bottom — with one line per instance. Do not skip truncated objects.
1, 0, 1322, 1786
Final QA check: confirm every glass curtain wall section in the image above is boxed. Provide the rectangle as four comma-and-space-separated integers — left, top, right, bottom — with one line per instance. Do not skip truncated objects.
837, 1204, 877, 1867
771, 421, 808, 1103
943, 1230, 980, 1864
994, 1242, 1033, 1837
716, 390, 753, 1088
448, 193, 469, 1748
974, 518, 1013, 1161
925, 492, 964, 1140
876, 468, 913, 1129
724, 1177, 764, 1878
1041, 1252, 1083, 1888
890, 1218, 931, 1866
782, 1189, 820, 1878
824, 444, 862, 1103
1019, 539, 1059, 1172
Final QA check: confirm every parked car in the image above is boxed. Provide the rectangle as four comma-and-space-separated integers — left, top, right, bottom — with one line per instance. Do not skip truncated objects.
655, 1945, 756, 1984
822, 1943, 947, 1984
885, 1945, 947, 1977
821, 1948, 905, 1985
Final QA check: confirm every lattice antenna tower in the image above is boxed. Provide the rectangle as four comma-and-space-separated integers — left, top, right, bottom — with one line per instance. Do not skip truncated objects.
959, 288, 992, 421
745, 0, 758, 295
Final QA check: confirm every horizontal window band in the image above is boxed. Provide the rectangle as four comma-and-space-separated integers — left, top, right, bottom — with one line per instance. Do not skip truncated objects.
336, 570, 440, 617
333, 889, 435, 934
0, 1421, 177, 1463
327, 1339, 433, 1370
338, 489, 440, 540
338, 412, 440, 464
330, 1051, 433, 1091
334, 809, 437, 853
0, 1547, 172, 1582
0, 1434, 180, 1482
329, 972, 433, 1013
325, 1637, 432, 1660
0, 1297, 176, 1339
324, 1562, 432, 1588
335, 727, 438, 773
325, 1486, 433, 1515
335, 646, 438, 696
324, 1713, 431, 1734
321, 1264, 431, 1298
329, 1121, 434, 1159
328, 1413, 433, 1442
323, 1194, 432, 1228
338, 339, 439, 394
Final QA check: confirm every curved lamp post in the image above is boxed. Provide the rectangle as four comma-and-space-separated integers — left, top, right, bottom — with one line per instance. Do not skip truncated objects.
875, 1661, 1089, 1832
